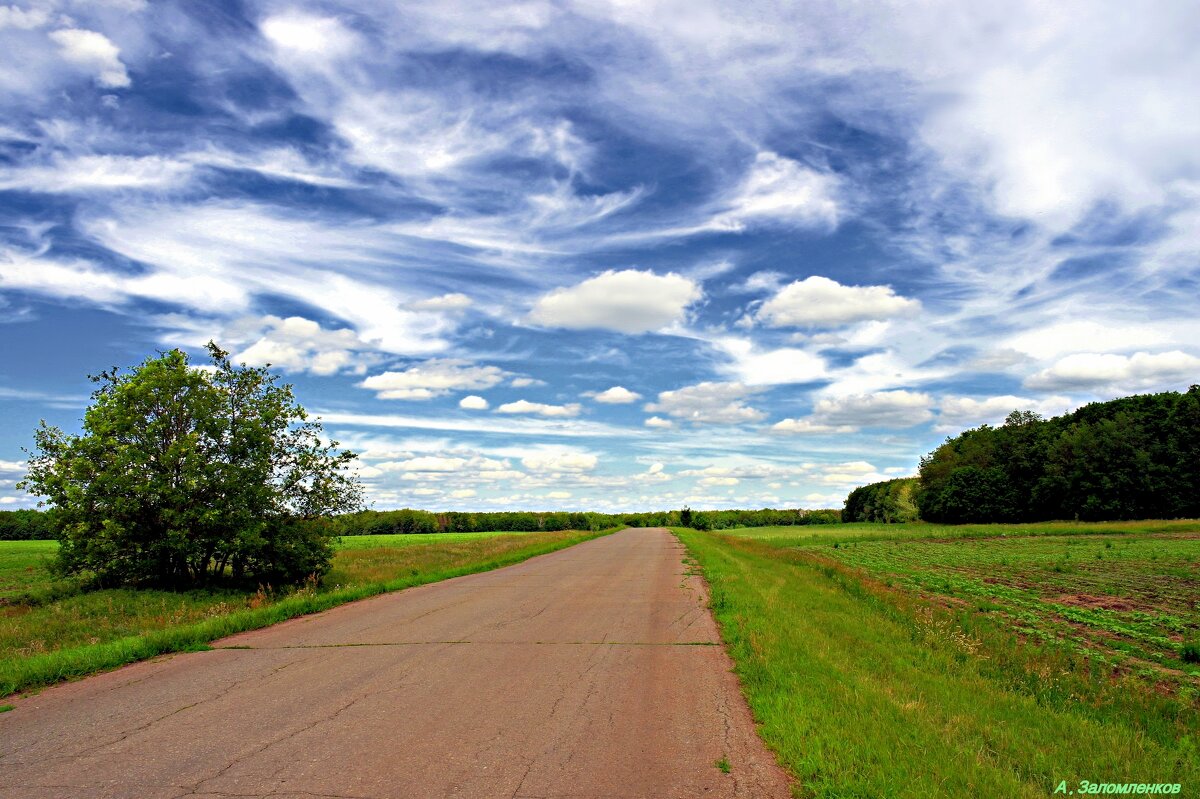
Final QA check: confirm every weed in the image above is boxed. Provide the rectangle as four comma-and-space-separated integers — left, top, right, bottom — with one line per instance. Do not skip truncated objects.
1182, 641, 1200, 664
0, 704, 12, 713
715, 757, 731, 773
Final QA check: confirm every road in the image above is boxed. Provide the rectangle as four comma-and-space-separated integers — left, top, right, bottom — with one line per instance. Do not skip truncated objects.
0, 528, 791, 799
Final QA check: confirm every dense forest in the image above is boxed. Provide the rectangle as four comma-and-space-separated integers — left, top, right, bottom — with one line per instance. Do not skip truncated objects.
842, 477, 919, 523
915, 386, 1200, 523
0, 509, 56, 540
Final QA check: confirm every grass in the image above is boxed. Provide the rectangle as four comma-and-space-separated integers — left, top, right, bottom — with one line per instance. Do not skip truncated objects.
677, 522, 1200, 798
0, 529, 613, 698
715, 757, 731, 774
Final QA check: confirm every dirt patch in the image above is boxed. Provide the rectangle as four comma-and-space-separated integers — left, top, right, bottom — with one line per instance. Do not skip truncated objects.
1051, 593, 1150, 612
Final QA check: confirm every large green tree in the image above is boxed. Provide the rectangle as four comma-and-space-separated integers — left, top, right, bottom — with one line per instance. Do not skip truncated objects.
20, 344, 363, 587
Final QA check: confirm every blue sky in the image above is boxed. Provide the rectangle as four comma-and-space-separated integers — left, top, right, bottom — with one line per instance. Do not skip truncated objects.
1, 0, 1198, 512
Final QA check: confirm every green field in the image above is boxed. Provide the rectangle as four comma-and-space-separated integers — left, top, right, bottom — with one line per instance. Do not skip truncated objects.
678, 521, 1200, 798
0, 530, 609, 697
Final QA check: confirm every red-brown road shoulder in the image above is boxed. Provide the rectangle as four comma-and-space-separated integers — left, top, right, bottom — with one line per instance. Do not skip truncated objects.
0, 527, 791, 798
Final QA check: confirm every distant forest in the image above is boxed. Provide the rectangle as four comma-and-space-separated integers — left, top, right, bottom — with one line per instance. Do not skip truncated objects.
848, 386, 1200, 524
0, 506, 840, 541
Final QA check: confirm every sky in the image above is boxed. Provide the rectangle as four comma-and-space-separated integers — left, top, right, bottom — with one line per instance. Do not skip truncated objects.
1, 0, 1198, 512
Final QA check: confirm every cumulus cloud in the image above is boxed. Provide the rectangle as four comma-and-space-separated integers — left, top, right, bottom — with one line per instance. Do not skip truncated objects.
757, 276, 920, 328
644, 416, 674, 429
528, 269, 701, 334
1024, 351, 1200, 391
495, 399, 582, 418
50, 28, 130, 88
645, 381, 765, 425
361, 359, 507, 400
459, 395, 489, 410
589, 385, 641, 404
230, 316, 378, 376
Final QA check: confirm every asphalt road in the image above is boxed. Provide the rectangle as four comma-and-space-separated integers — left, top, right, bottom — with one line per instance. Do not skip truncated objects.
0, 528, 791, 799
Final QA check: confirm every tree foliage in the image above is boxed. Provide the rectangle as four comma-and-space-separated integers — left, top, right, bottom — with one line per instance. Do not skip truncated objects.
843, 477, 919, 523
20, 344, 363, 586
916, 387, 1200, 523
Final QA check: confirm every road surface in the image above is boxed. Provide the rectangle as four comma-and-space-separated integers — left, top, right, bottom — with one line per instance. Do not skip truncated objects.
0, 528, 791, 798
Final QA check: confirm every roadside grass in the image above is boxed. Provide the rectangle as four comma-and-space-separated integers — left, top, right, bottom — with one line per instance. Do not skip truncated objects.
0, 529, 613, 698
677, 527, 1200, 798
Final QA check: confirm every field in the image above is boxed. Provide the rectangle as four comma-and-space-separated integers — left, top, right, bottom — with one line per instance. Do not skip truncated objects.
678, 521, 1200, 797
0, 530, 611, 697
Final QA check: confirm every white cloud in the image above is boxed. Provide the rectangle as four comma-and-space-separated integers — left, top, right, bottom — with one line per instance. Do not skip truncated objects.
937, 394, 1075, 430
50, 28, 130, 88
528, 269, 701, 334
0, 154, 192, 192
459, 395, 489, 410
714, 152, 841, 231
1024, 351, 1200, 391
167, 315, 378, 377
770, 418, 856, 436
590, 385, 641, 404
0, 6, 50, 29
776, 390, 934, 433
546, 490, 572, 499
495, 399, 581, 418
260, 12, 360, 63
645, 381, 764, 425
644, 416, 674, 429
521, 449, 598, 473
1003, 321, 1172, 359
411, 293, 473, 311
510, 377, 546, 388
713, 337, 827, 386
757, 276, 920, 328
361, 359, 507, 400
450, 489, 477, 499
379, 456, 466, 473
647, 462, 664, 474
75, 202, 461, 355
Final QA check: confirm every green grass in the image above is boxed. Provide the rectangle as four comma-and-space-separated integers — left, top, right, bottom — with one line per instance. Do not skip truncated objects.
0, 529, 612, 698
677, 525, 1200, 798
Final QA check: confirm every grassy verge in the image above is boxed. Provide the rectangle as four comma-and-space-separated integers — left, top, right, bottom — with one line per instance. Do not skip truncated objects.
0, 529, 614, 698
676, 526, 1200, 798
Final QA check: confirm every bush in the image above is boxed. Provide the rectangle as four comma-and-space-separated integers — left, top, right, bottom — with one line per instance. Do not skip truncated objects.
20, 345, 363, 587
1182, 641, 1200, 665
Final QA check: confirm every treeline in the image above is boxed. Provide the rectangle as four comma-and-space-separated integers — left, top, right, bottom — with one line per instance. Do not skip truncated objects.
337, 507, 840, 536
0, 510, 55, 540
0, 505, 843, 541
917, 386, 1200, 523
842, 477, 919, 523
